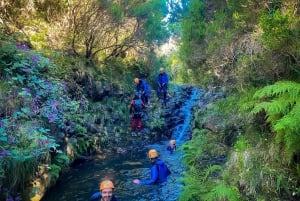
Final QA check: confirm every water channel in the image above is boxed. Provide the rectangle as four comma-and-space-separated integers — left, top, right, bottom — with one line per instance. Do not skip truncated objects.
41, 87, 200, 201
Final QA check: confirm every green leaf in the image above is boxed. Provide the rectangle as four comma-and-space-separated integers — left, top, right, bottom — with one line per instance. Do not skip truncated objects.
0, 136, 7, 142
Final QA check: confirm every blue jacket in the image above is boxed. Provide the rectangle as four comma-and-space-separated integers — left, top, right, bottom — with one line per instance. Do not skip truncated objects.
139, 159, 171, 185
157, 73, 169, 86
89, 191, 119, 201
136, 79, 150, 95
167, 145, 176, 153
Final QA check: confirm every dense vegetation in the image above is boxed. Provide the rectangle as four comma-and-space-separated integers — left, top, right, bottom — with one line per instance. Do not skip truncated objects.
177, 0, 300, 200
0, 0, 299, 201
0, 0, 169, 200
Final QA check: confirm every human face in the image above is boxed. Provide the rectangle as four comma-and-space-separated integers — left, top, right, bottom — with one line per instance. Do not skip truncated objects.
149, 158, 156, 164
101, 188, 113, 201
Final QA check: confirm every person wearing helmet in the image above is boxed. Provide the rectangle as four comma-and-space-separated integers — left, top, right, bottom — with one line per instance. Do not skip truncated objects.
167, 139, 176, 153
133, 149, 171, 185
129, 91, 145, 136
134, 78, 150, 105
89, 179, 119, 201
157, 67, 169, 106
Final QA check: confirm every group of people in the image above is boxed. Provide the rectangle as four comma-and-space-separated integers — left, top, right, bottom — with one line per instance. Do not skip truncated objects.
90, 141, 177, 201
89, 67, 175, 201
129, 67, 169, 135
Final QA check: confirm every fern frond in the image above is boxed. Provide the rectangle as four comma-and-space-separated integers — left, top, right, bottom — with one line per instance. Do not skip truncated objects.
251, 81, 300, 162
203, 183, 240, 201
203, 165, 223, 181
179, 166, 207, 201
274, 102, 300, 133
253, 81, 300, 99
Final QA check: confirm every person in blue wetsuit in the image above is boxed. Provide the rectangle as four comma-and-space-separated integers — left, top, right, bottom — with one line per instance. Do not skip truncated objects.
134, 78, 150, 105
89, 179, 119, 201
167, 139, 176, 153
157, 67, 169, 106
133, 149, 171, 185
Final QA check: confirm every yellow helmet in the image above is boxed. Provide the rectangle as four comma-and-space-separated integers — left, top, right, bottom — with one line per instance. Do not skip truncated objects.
134, 78, 139, 84
148, 149, 158, 159
100, 180, 114, 190
170, 140, 176, 145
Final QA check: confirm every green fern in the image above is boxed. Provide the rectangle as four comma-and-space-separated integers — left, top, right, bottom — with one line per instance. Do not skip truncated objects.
49, 164, 61, 187
251, 81, 300, 161
203, 165, 223, 182
253, 81, 300, 99
53, 153, 70, 166
203, 183, 240, 201
181, 129, 206, 166
179, 166, 206, 201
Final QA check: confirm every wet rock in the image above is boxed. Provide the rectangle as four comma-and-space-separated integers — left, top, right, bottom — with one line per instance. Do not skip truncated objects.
56, 132, 65, 143
70, 155, 91, 167
86, 123, 99, 134
114, 147, 127, 154
64, 121, 76, 136
203, 116, 222, 133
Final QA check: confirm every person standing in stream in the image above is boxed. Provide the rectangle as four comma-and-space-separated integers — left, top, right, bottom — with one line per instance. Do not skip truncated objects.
89, 179, 119, 201
133, 149, 171, 185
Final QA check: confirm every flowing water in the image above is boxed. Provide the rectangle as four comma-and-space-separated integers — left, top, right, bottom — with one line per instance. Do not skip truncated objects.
41, 87, 200, 201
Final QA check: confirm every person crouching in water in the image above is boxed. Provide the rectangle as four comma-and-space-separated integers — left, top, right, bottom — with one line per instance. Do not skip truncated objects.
167, 140, 176, 153
129, 92, 145, 136
133, 149, 171, 185
89, 179, 119, 201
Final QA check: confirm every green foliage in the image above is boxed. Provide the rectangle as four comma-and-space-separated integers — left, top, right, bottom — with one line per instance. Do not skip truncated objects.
203, 183, 240, 201
108, 3, 123, 22
179, 166, 203, 201
49, 164, 61, 187
52, 153, 70, 167
2, 152, 36, 194
0, 33, 88, 196
181, 129, 206, 166
131, 0, 169, 43
234, 136, 250, 152
76, 137, 93, 154
251, 81, 300, 160
180, 0, 206, 60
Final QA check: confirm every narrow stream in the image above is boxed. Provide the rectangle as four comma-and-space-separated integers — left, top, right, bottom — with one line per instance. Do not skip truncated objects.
41, 87, 200, 201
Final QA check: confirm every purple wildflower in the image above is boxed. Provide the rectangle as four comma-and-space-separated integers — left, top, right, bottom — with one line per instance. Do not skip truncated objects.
37, 139, 50, 147
0, 120, 4, 127
6, 197, 13, 201
62, 82, 67, 89
23, 67, 31, 73
16, 43, 30, 50
37, 139, 42, 146
0, 150, 8, 156
34, 94, 41, 101
48, 113, 57, 123
49, 100, 59, 110
47, 82, 53, 89
31, 55, 40, 67
24, 88, 30, 94
1, 187, 8, 193
30, 103, 38, 112
15, 196, 21, 201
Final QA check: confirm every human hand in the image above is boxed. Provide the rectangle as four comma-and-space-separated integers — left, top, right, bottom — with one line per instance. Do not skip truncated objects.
133, 179, 140, 184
